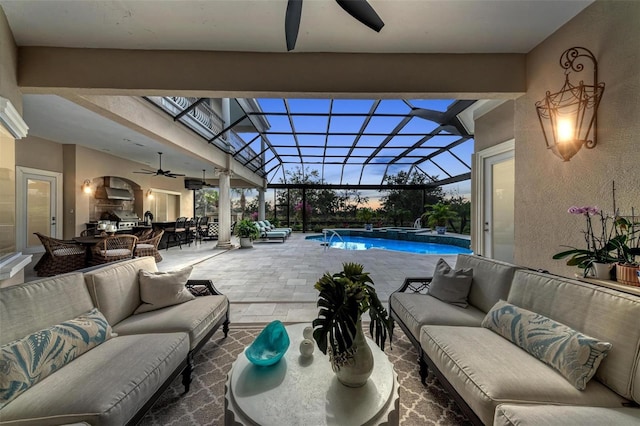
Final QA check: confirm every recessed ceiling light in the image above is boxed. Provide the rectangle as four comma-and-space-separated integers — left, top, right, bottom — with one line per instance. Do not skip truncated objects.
134, 143, 144, 147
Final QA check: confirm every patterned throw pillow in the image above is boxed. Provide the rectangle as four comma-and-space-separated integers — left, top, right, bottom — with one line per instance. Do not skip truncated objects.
482, 300, 612, 390
0, 308, 112, 408
427, 258, 473, 308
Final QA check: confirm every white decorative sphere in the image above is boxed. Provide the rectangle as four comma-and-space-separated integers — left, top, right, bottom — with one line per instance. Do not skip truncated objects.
299, 339, 315, 357
303, 326, 314, 340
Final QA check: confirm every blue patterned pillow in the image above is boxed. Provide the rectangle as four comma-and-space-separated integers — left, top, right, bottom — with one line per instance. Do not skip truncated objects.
482, 300, 612, 390
0, 308, 112, 408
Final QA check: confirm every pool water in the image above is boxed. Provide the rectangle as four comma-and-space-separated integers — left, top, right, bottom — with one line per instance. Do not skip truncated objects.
306, 235, 472, 255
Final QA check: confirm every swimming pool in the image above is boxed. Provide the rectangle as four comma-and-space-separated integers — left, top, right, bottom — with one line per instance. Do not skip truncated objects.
305, 234, 473, 255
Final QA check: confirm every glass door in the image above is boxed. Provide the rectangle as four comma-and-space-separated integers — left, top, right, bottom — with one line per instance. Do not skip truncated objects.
17, 168, 62, 253
473, 140, 515, 263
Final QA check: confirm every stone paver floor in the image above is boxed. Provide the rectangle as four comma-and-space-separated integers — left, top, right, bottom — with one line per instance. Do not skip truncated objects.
24, 232, 458, 325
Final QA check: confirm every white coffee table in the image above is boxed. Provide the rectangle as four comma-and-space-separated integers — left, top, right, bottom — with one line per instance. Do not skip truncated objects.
225, 323, 399, 426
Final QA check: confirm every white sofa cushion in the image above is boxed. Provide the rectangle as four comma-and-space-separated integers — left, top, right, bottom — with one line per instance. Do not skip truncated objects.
0, 273, 94, 345
0, 333, 188, 426
84, 257, 158, 325
494, 404, 640, 426
508, 270, 640, 402
390, 292, 485, 338
420, 326, 628, 425
455, 254, 521, 313
114, 295, 228, 350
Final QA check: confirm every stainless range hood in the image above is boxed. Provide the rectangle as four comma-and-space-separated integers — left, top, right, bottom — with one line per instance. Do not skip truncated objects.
95, 186, 134, 200
94, 177, 134, 201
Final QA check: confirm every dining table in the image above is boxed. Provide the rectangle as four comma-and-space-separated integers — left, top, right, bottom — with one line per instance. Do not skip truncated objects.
73, 235, 109, 266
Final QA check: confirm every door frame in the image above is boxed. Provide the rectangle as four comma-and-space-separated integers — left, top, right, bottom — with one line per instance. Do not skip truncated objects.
16, 167, 64, 252
472, 139, 515, 257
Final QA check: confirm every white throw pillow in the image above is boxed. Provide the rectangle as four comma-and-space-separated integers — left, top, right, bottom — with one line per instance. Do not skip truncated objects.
134, 266, 195, 314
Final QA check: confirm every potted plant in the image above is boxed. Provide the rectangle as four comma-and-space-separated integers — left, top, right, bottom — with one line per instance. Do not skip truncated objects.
422, 202, 458, 234
312, 262, 392, 387
356, 207, 375, 231
552, 206, 618, 279
234, 219, 260, 248
611, 215, 640, 286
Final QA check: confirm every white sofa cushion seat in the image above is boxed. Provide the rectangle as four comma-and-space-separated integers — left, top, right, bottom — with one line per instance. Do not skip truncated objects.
0, 333, 189, 426
493, 404, 640, 426
390, 293, 485, 337
113, 295, 228, 350
420, 326, 628, 425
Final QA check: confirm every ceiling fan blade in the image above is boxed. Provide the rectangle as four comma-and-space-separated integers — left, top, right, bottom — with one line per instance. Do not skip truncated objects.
285, 0, 303, 51
335, 0, 384, 32
133, 170, 156, 174
169, 173, 185, 177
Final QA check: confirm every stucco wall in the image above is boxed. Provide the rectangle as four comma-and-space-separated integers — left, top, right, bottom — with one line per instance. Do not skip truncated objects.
15, 135, 64, 172
514, 0, 640, 275
474, 101, 514, 152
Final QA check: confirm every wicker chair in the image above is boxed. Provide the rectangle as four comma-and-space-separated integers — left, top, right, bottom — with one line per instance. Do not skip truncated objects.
33, 232, 86, 276
134, 230, 164, 262
90, 235, 138, 266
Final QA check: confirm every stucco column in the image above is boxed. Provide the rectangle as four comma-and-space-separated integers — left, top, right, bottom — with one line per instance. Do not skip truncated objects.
216, 170, 233, 249
258, 188, 265, 220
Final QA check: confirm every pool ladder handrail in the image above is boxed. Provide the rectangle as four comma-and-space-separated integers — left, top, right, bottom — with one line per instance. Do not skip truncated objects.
322, 229, 344, 250
413, 218, 422, 229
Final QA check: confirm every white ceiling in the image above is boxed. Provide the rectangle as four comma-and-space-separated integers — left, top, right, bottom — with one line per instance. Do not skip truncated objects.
2, 0, 594, 181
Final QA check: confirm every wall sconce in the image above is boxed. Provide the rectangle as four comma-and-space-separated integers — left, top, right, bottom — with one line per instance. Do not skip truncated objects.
82, 179, 92, 194
535, 47, 605, 162
146, 189, 154, 200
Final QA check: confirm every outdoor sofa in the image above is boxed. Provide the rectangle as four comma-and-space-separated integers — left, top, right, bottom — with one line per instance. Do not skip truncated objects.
390, 254, 640, 425
253, 222, 287, 242
0, 256, 229, 426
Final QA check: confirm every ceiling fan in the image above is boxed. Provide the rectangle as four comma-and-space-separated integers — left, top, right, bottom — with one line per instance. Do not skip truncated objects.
285, 0, 384, 51
133, 152, 185, 178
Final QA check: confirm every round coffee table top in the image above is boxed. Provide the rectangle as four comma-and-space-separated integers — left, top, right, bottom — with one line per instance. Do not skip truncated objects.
225, 323, 398, 426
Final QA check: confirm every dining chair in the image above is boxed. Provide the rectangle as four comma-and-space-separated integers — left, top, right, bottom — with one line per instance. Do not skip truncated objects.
33, 232, 86, 276
90, 235, 138, 265
164, 217, 187, 250
134, 229, 164, 262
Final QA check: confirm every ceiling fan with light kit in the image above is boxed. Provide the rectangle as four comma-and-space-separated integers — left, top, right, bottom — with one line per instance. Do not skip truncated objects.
133, 152, 185, 178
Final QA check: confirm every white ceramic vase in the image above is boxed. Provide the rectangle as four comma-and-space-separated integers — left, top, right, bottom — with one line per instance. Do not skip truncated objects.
590, 262, 612, 280
333, 319, 374, 388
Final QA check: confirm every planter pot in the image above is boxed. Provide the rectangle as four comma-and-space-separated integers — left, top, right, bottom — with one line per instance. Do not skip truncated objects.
616, 263, 640, 287
330, 319, 373, 388
239, 237, 253, 248
590, 262, 613, 280
435, 226, 447, 235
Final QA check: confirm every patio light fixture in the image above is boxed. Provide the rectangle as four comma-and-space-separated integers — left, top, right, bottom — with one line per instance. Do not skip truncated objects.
535, 47, 605, 162
82, 179, 92, 194
146, 189, 154, 200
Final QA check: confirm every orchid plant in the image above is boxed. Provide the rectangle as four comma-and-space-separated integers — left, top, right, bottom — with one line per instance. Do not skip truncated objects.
553, 206, 621, 277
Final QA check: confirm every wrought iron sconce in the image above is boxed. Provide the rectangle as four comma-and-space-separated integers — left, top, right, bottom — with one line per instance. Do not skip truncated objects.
535, 47, 605, 161
82, 179, 92, 194
146, 189, 154, 200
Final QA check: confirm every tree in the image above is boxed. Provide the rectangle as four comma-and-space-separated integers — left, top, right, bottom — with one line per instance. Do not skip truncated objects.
446, 192, 471, 234
379, 171, 444, 224
194, 188, 219, 216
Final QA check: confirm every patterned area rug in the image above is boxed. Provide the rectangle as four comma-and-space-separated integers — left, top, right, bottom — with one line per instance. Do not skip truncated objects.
140, 326, 471, 425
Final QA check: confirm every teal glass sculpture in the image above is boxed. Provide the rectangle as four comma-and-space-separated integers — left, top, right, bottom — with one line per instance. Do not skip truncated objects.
246, 320, 290, 366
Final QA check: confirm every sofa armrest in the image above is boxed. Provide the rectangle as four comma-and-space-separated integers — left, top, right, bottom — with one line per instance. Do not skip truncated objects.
395, 277, 433, 294
185, 279, 222, 297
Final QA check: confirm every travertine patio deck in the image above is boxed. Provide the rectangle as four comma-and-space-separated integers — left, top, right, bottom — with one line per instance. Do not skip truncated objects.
156, 232, 458, 325
23, 232, 458, 325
